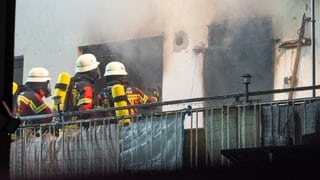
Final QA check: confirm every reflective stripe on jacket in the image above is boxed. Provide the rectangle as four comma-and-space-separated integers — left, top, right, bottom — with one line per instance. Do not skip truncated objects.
16, 90, 52, 123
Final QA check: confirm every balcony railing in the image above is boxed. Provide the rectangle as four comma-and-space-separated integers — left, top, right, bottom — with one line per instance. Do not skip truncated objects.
10, 85, 320, 179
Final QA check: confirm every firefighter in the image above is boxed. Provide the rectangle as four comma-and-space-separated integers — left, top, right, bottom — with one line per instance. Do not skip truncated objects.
66, 53, 101, 120
15, 67, 52, 125
100, 61, 158, 120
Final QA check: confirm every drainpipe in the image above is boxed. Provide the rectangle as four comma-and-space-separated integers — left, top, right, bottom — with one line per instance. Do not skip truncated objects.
311, 0, 316, 97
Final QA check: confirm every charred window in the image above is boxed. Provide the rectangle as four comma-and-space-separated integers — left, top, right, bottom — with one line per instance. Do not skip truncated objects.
204, 17, 274, 103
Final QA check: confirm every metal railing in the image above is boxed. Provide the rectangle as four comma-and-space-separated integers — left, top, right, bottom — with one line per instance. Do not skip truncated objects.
10, 85, 320, 178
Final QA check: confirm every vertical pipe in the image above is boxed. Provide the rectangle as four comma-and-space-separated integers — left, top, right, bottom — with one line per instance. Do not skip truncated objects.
292, 102, 296, 145
195, 112, 198, 169
226, 106, 230, 166
39, 125, 42, 179
145, 115, 149, 170
237, 106, 241, 148
270, 103, 274, 146
258, 104, 262, 147
220, 107, 224, 166
242, 106, 246, 147
189, 114, 193, 168
164, 114, 168, 170
253, 104, 257, 147
150, 115, 154, 169
245, 84, 249, 103
210, 108, 214, 167
311, 0, 316, 97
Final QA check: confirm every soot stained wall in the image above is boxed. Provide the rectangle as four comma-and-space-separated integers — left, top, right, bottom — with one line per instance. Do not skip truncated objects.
204, 17, 274, 102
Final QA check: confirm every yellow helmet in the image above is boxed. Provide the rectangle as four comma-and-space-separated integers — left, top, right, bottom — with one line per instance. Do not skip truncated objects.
104, 61, 128, 76
27, 67, 51, 82
76, 54, 100, 73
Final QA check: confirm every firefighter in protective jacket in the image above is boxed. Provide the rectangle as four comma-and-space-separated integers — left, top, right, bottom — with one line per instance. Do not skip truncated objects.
65, 53, 101, 119
15, 67, 52, 124
100, 61, 158, 119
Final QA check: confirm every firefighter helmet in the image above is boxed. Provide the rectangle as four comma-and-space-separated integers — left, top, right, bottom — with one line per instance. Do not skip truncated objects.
27, 67, 51, 82
104, 61, 128, 76
76, 53, 100, 73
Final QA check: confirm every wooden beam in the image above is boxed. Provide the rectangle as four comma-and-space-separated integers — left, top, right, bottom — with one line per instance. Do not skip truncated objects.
278, 38, 311, 49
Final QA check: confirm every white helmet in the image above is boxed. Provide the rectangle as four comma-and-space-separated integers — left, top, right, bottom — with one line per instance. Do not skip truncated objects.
27, 67, 51, 82
104, 61, 128, 76
76, 53, 100, 73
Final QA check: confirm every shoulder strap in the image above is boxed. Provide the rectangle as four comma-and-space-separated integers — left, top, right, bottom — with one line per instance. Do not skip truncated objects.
64, 77, 78, 111
15, 85, 26, 95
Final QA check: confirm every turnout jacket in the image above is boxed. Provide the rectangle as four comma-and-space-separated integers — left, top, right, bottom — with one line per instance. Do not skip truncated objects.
16, 86, 52, 124
64, 74, 100, 121
67, 74, 99, 111
99, 79, 158, 116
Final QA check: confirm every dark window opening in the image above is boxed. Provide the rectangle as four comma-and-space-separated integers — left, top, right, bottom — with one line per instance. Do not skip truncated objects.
14, 55, 24, 85
204, 17, 274, 103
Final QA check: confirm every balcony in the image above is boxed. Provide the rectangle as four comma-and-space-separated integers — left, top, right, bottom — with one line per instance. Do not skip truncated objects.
10, 85, 320, 179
